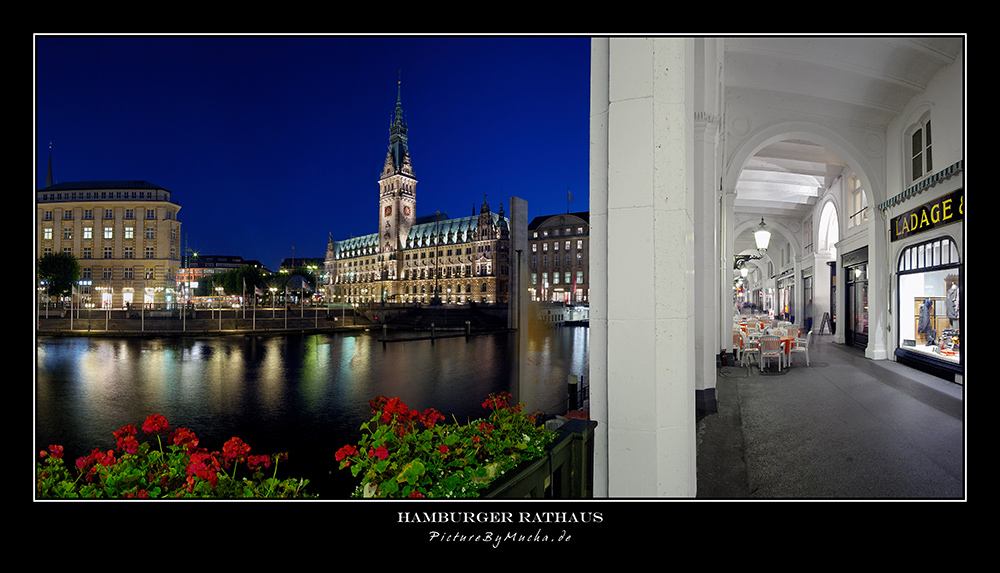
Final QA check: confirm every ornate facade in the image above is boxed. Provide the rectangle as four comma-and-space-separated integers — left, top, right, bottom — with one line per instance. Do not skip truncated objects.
527, 212, 590, 303
36, 179, 182, 309
324, 83, 511, 305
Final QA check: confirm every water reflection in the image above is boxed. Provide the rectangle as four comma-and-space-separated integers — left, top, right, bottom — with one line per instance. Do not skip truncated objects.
35, 326, 588, 498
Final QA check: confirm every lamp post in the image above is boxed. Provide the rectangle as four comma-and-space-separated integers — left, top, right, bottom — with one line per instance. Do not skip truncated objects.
216, 286, 224, 330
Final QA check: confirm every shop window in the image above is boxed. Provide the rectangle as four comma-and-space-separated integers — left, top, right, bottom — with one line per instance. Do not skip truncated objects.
897, 236, 960, 367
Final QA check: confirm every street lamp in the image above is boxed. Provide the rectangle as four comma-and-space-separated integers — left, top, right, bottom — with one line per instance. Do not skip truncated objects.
753, 217, 772, 254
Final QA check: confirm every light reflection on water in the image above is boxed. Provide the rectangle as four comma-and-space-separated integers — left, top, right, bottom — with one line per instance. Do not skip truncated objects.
35, 327, 588, 498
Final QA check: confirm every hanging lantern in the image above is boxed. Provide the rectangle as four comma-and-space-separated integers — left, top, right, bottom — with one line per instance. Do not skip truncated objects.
754, 217, 771, 253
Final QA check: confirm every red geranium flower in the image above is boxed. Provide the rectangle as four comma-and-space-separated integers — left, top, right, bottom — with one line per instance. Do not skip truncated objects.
437, 444, 449, 455
222, 437, 251, 465
367, 446, 389, 460
169, 427, 200, 452
113, 425, 139, 453
247, 454, 271, 470
482, 392, 513, 411
142, 414, 170, 434
420, 408, 445, 428
187, 451, 221, 489
335, 444, 358, 466
120, 435, 140, 454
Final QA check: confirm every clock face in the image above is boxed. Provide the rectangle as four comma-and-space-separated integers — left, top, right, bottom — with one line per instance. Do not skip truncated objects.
403, 205, 411, 217
384, 205, 392, 217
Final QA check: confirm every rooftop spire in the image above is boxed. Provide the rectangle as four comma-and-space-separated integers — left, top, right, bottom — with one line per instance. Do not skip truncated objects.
46, 141, 53, 188
386, 70, 409, 171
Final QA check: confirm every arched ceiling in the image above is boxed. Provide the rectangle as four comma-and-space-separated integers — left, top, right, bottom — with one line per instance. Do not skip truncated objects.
725, 35, 964, 261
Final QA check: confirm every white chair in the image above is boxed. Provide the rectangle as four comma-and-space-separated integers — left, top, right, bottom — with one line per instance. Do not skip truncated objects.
759, 335, 782, 372
789, 330, 812, 366
740, 331, 759, 367
733, 330, 742, 363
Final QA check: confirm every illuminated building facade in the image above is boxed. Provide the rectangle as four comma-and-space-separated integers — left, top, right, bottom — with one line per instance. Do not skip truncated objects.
527, 212, 589, 303
36, 179, 182, 309
324, 83, 511, 305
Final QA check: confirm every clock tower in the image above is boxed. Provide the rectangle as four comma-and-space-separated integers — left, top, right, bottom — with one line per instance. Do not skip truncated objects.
377, 77, 417, 295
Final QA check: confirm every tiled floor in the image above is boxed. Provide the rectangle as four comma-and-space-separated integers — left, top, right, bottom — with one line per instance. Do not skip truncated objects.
697, 332, 965, 499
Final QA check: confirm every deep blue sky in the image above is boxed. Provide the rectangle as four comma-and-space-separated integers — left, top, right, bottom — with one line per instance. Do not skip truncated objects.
35, 35, 592, 271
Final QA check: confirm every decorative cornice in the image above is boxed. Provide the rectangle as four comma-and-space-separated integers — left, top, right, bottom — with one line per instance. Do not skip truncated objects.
694, 111, 721, 125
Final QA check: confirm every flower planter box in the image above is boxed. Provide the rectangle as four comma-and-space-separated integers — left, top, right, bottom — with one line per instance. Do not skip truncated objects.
481, 418, 597, 498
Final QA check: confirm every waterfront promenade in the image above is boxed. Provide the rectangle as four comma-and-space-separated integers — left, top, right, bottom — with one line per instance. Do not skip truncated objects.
37, 308, 365, 336
35, 304, 510, 337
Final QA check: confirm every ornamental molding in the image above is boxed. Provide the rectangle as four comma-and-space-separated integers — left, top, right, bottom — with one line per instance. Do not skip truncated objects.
694, 111, 721, 125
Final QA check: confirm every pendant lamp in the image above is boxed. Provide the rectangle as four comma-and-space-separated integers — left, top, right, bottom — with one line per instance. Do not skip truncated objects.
754, 217, 771, 253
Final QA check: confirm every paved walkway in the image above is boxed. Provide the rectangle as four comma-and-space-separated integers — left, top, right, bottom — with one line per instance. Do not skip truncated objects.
696, 331, 965, 499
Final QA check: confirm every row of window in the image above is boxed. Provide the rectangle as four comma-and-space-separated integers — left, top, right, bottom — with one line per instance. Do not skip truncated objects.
335, 281, 498, 296
39, 190, 163, 202
42, 208, 166, 221
43, 226, 166, 241
533, 226, 586, 238
80, 266, 159, 281
336, 263, 500, 283
532, 253, 585, 269
532, 239, 586, 253
532, 271, 585, 286
43, 245, 175, 260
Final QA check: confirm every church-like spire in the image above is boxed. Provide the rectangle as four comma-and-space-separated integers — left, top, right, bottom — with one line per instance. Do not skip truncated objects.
386, 71, 409, 172
46, 141, 53, 188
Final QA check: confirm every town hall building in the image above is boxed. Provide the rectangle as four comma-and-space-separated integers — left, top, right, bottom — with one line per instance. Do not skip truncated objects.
324, 82, 511, 306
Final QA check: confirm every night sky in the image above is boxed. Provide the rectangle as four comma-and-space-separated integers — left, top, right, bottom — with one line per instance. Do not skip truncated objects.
35, 35, 592, 271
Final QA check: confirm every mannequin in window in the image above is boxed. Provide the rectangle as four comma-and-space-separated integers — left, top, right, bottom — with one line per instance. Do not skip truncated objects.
918, 299, 936, 346
946, 284, 959, 328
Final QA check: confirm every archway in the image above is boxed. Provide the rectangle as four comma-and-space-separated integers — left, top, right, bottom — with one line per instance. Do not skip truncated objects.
724, 121, 887, 356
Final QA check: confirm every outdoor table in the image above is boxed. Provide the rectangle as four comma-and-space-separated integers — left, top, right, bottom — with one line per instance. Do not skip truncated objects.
780, 337, 796, 367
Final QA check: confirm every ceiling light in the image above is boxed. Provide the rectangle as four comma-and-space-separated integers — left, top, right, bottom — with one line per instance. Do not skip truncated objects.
754, 217, 771, 253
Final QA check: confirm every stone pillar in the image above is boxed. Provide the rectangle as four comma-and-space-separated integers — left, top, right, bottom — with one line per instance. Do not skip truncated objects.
593, 37, 697, 498
589, 38, 611, 497
720, 189, 736, 347
866, 213, 889, 360
693, 38, 722, 412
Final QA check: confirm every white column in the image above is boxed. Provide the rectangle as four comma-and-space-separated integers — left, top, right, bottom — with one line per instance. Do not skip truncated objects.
866, 213, 889, 359
720, 190, 736, 343
692, 38, 722, 410
589, 38, 611, 498
597, 37, 697, 497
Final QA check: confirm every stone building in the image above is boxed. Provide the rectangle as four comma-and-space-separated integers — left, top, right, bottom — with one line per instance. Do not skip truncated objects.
324, 82, 511, 306
527, 211, 590, 303
36, 177, 182, 309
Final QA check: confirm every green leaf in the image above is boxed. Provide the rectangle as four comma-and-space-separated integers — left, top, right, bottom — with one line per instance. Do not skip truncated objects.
395, 459, 426, 485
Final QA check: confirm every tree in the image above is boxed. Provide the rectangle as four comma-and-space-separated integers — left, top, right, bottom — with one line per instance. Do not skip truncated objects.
37, 252, 81, 299
213, 266, 269, 298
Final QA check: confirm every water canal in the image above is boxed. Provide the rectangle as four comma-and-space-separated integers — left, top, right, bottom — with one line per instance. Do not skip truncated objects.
35, 326, 589, 498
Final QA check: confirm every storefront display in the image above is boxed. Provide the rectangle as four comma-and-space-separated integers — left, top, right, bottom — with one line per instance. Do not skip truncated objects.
896, 236, 961, 372
842, 247, 869, 349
